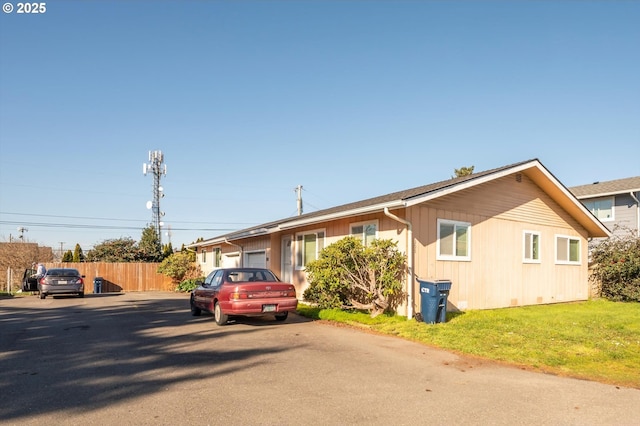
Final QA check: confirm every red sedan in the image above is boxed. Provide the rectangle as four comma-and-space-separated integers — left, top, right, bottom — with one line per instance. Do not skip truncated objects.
190, 268, 298, 325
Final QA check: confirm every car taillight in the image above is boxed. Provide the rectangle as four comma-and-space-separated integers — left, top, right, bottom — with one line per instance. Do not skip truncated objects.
230, 292, 248, 300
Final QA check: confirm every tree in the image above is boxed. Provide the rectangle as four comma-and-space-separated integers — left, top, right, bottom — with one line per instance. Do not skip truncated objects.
138, 225, 163, 262
162, 242, 174, 258
86, 238, 140, 262
62, 250, 73, 262
303, 236, 406, 317
73, 244, 85, 262
453, 166, 474, 178
590, 227, 640, 302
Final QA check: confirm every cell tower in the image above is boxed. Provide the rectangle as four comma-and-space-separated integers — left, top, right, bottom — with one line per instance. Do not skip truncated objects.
143, 150, 167, 244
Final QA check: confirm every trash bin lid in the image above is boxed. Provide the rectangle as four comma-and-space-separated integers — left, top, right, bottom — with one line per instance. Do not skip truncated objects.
436, 281, 452, 291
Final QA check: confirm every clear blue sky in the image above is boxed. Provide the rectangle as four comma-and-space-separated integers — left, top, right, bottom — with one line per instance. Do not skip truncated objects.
1, 1, 638, 254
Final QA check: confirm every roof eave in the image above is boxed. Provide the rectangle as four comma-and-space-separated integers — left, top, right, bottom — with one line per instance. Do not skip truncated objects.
575, 188, 640, 199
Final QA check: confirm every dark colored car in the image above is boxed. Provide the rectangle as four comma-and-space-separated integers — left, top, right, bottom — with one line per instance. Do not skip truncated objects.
38, 268, 85, 299
190, 267, 297, 325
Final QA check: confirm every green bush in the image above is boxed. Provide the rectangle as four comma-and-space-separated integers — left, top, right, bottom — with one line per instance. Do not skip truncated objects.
590, 229, 640, 302
157, 251, 201, 282
303, 236, 406, 317
176, 278, 202, 293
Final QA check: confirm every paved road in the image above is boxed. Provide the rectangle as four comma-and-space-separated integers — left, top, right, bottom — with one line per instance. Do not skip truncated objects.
0, 293, 637, 425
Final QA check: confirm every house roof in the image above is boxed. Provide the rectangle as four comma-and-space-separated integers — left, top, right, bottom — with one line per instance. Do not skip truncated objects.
190, 158, 610, 248
569, 176, 640, 199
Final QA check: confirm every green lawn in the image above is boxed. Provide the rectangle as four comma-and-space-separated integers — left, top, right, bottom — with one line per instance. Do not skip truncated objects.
296, 299, 640, 389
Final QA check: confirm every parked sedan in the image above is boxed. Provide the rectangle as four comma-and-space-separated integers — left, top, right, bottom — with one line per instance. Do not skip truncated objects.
190, 268, 297, 325
38, 268, 85, 299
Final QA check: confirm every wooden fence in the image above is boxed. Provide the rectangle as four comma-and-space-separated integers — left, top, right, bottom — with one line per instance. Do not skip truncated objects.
41, 262, 175, 293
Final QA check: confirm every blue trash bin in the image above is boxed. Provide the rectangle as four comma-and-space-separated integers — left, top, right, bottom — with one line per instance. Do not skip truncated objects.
94, 277, 103, 294
418, 279, 452, 324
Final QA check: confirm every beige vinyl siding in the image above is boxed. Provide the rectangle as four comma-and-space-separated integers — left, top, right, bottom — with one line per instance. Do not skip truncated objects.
409, 174, 589, 311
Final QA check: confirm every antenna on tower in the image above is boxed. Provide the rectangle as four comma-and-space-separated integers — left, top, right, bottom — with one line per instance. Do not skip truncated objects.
143, 150, 167, 244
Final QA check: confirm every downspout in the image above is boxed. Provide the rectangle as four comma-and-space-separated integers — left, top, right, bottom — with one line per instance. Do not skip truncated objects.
630, 192, 640, 237
384, 207, 414, 320
224, 239, 244, 266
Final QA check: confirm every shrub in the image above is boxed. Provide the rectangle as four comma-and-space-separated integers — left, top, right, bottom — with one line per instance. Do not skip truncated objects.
176, 278, 202, 293
590, 228, 640, 302
157, 251, 202, 283
303, 236, 406, 317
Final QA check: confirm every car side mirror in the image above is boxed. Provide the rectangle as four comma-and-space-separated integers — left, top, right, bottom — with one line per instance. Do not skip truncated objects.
195, 280, 204, 287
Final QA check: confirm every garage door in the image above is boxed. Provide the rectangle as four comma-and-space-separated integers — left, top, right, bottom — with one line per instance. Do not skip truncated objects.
245, 251, 266, 268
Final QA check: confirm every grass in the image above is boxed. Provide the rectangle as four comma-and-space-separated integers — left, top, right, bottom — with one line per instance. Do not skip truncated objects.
296, 299, 640, 389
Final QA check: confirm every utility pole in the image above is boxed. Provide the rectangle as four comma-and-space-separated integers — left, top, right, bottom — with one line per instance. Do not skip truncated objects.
295, 185, 303, 216
143, 150, 167, 245
17, 227, 27, 241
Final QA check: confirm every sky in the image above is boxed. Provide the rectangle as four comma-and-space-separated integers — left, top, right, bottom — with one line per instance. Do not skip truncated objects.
1, 1, 639, 255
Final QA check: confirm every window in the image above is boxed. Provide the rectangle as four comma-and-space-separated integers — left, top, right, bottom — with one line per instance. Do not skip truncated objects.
523, 231, 540, 263
350, 221, 377, 246
202, 249, 207, 263
583, 198, 614, 222
295, 230, 325, 269
213, 248, 221, 267
204, 269, 222, 287
437, 219, 471, 261
556, 235, 581, 264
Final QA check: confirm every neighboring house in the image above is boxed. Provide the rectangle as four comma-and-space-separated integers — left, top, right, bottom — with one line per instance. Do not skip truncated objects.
569, 176, 640, 239
188, 159, 609, 318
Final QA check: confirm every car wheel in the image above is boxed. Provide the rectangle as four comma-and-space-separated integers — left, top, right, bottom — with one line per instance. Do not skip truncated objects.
190, 295, 201, 316
40, 293, 46, 299
78, 292, 84, 298
274, 312, 289, 322
214, 302, 228, 326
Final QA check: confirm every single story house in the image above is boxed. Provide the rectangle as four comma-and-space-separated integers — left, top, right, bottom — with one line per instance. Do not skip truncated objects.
188, 159, 609, 318
569, 176, 640, 239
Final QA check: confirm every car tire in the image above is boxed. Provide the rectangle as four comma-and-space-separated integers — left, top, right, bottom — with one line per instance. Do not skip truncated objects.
214, 302, 228, 326
40, 293, 46, 299
78, 292, 84, 298
190, 295, 201, 316
274, 312, 289, 322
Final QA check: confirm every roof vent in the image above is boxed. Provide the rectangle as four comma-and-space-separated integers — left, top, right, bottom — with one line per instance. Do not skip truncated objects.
593, 181, 600, 185
515, 173, 522, 183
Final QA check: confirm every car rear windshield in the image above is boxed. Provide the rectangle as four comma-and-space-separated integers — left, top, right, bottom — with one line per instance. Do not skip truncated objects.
227, 269, 278, 282
47, 269, 80, 277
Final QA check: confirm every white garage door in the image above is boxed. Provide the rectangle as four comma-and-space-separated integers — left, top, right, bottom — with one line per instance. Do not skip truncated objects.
245, 251, 266, 268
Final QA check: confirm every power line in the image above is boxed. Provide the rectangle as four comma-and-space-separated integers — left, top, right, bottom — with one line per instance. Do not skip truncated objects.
0, 220, 237, 232
0, 211, 258, 226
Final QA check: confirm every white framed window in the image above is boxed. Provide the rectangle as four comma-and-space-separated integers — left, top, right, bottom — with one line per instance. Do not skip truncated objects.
523, 231, 541, 263
583, 197, 614, 222
437, 219, 471, 261
295, 230, 325, 269
202, 249, 207, 263
350, 220, 378, 246
555, 235, 581, 264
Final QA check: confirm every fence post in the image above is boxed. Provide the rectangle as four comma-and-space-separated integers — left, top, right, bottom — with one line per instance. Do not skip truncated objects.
6, 267, 11, 294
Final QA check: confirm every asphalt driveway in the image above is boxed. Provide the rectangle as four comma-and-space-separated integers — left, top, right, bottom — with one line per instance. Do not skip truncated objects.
0, 292, 637, 425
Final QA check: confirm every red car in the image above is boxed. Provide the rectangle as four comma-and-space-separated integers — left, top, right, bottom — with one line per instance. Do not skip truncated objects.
190, 268, 298, 325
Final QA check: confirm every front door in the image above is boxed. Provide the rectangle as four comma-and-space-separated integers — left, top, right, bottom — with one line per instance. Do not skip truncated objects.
281, 235, 293, 284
